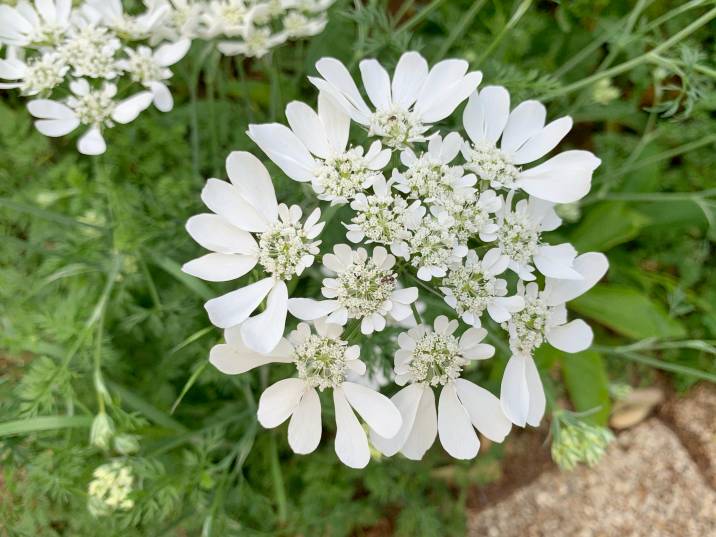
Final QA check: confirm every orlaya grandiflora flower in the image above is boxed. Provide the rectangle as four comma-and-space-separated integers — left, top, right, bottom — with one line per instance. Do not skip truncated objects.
392, 132, 476, 202
248, 92, 390, 204
27, 78, 153, 155
210, 319, 402, 469
182, 151, 324, 354
309, 51, 482, 148
500, 252, 609, 427
440, 248, 525, 326
0, 0, 72, 47
345, 174, 422, 258
116, 38, 191, 112
371, 316, 511, 460
82, 0, 169, 41
495, 193, 583, 281
406, 206, 468, 281
287, 244, 419, 335
0, 51, 68, 96
461, 85, 601, 203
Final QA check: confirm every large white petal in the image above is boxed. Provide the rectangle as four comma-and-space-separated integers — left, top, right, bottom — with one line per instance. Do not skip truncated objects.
421, 71, 482, 123
77, 126, 106, 156
257, 378, 306, 428
511, 116, 573, 165
414, 59, 467, 117
285, 100, 330, 159
225, 151, 278, 221
454, 378, 511, 442
544, 252, 609, 306
201, 178, 269, 232
516, 150, 600, 203
288, 387, 322, 454
462, 86, 510, 145
182, 253, 256, 282
287, 298, 340, 320
209, 341, 292, 375
524, 356, 546, 427
149, 81, 173, 112
34, 117, 79, 137
342, 381, 402, 439
359, 58, 391, 110
153, 37, 191, 66
333, 387, 370, 469
185, 214, 258, 254
247, 123, 315, 182
547, 319, 593, 353
500, 354, 530, 427
501, 100, 546, 154
533, 243, 582, 280
111, 91, 153, 124
204, 276, 274, 328
27, 99, 75, 120
400, 384, 437, 460
318, 91, 350, 153
314, 57, 371, 118
437, 382, 480, 459
370, 383, 424, 457
391, 51, 428, 109
0, 58, 26, 79
240, 280, 289, 354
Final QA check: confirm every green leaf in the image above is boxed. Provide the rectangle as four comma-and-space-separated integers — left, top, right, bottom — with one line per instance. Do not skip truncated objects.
569, 202, 650, 251
561, 351, 611, 426
0, 415, 92, 437
570, 284, 687, 339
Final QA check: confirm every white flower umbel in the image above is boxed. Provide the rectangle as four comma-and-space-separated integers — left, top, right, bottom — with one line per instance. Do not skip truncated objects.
407, 208, 467, 281
496, 193, 583, 281
393, 132, 475, 201
310, 51, 482, 148
288, 244, 419, 334
217, 25, 288, 58
248, 92, 390, 204
183, 152, 324, 353
371, 316, 511, 460
435, 188, 501, 245
27, 79, 153, 155
146, 0, 205, 42
83, 0, 169, 41
500, 252, 609, 427
59, 25, 122, 80
0, 0, 72, 47
441, 248, 525, 326
210, 320, 402, 469
116, 39, 191, 112
345, 175, 422, 257
461, 85, 601, 203
0, 52, 68, 96
87, 460, 134, 517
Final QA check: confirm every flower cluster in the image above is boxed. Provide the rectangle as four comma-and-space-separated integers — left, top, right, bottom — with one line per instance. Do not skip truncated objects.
147, 0, 334, 57
87, 460, 135, 517
184, 50, 608, 466
0, 0, 335, 155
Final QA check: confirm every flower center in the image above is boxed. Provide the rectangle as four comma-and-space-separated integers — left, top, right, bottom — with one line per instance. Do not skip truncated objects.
294, 334, 349, 390
124, 49, 165, 84
87, 461, 134, 516
243, 27, 272, 56
408, 216, 459, 271
221, 5, 248, 27
466, 140, 520, 189
258, 220, 313, 281
505, 297, 548, 355
497, 212, 539, 264
443, 265, 499, 317
69, 88, 116, 126
29, 23, 66, 46
368, 107, 423, 149
314, 149, 372, 201
401, 159, 459, 200
21, 54, 67, 96
437, 194, 493, 243
352, 194, 409, 245
408, 332, 465, 386
336, 257, 396, 318
60, 27, 120, 79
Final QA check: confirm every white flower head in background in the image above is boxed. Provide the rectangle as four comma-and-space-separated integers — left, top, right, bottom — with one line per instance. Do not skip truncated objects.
87, 460, 135, 517
27, 79, 153, 155
210, 319, 402, 468
310, 51, 482, 148
248, 92, 391, 204
182, 152, 324, 354
371, 316, 511, 460
288, 244, 419, 334
462, 85, 601, 203
0, 51, 68, 96
59, 24, 122, 80
500, 252, 609, 427
0, 0, 73, 47
82, 0, 169, 41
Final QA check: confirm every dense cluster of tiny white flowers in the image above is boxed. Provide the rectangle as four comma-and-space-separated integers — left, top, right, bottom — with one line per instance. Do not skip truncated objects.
187, 50, 609, 467
87, 461, 135, 517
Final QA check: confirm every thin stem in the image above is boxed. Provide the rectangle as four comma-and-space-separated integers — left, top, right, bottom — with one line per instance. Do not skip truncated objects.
475, 0, 533, 65
270, 432, 288, 524
410, 302, 423, 325
395, 0, 448, 34
434, 0, 487, 62
597, 347, 716, 383
236, 57, 254, 123
404, 272, 443, 299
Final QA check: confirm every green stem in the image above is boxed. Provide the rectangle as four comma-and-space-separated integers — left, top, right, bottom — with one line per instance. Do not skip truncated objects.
475, 0, 533, 65
434, 0, 487, 61
270, 432, 288, 524
396, 0, 448, 34
597, 347, 716, 383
